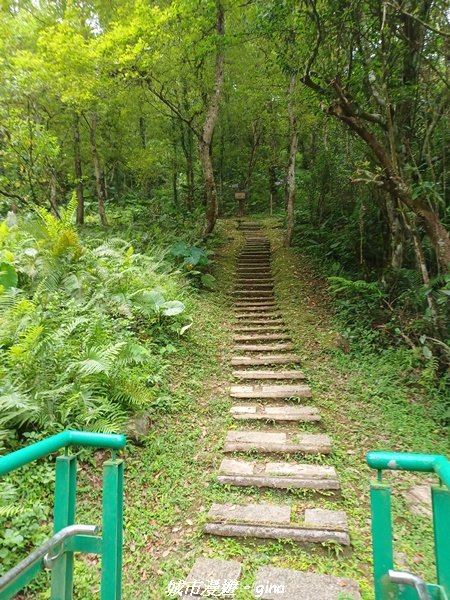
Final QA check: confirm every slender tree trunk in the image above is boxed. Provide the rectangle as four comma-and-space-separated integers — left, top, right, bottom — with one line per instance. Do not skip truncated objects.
401, 211, 442, 335
180, 122, 195, 211
49, 171, 60, 218
89, 113, 108, 226
285, 74, 298, 246
385, 196, 404, 269
139, 116, 146, 149
73, 113, 84, 225
244, 119, 261, 192
171, 117, 178, 207
200, 1, 225, 238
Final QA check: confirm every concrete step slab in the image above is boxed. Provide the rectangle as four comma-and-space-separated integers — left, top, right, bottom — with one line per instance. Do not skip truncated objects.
230, 384, 311, 398
234, 307, 277, 313
180, 559, 242, 598
235, 285, 274, 291
231, 404, 320, 422
253, 567, 360, 599
204, 503, 349, 545
217, 459, 340, 490
223, 430, 332, 454
232, 370, 305, 380
236, 278, 273, 281
231, 355, 300, 366
234, 303, 277, 308
234, 290, 274, 295
234, 313, 282, 319
233, 343, 295, 352
234, 324, 285, 330
234, 317, 284, 322
239, 253, 271, 257
235, 297, 276, 302
234, 334, 291, 341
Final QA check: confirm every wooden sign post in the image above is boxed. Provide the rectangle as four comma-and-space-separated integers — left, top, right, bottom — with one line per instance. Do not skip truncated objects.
235, 192, 246, 217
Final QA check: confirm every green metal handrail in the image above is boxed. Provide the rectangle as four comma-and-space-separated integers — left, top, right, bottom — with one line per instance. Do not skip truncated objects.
367, 452, 450, 488
0, 430, 125, 476
367, 451, 450, 600
0, 430, 126, 600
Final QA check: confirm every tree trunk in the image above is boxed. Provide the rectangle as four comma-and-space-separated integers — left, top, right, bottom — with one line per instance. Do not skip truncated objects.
385, 196, 404, 270
244, 119, 261, 192
285, 75, 298, 247
49, 171, 60, 218
89, 113, 108, 226
401, 211, 442, 335
329, 101, 450, 271
73, 113, 84, 225
139, 116, 146, 149
180, 122, 195, 211
200, 1, 225, 238
171, 117, 178, 207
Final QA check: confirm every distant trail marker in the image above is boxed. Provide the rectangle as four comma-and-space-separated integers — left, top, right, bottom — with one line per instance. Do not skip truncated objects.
235, 192, 246, 217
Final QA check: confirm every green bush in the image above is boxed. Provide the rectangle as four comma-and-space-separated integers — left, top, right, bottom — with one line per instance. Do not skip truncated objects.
0, 200, 192, 443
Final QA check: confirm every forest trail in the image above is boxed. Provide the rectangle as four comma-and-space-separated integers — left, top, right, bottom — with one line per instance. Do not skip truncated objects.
181, 221, 361, 598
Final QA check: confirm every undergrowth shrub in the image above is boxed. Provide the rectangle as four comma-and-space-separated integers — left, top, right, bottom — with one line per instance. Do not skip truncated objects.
0, 199, 192, 445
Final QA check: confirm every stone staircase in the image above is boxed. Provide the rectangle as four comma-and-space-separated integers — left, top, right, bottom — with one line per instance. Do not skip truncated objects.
179, 222, 360, 599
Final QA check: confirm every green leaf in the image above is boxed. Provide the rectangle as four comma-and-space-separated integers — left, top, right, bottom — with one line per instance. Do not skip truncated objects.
422, 346, 432, 359
162, 300, 185, 316
142, 290, 166, 309
170, 241, 190, 257
201, 273, 216, 289
0, 263, 18, 289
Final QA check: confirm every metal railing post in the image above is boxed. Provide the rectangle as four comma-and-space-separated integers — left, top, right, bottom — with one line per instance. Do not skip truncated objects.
432, 486, 450, 596
370, 482, 398, 600
101, 458, 124, 600
51, 455, 77, 600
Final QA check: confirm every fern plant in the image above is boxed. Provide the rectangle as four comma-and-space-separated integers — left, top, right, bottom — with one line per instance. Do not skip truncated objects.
0, 204, 193, 445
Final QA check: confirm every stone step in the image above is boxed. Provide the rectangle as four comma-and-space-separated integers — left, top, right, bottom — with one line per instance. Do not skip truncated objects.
236, 260, 271, 271
233, 296, 276, 308
231, 404, 320, 422
180, 559, 242, 598
236, 273, 272, 277
236, 270, 272, 275
234, 312, 282, 319
235, 279, 274, 284
237, 267, 271, 271
234, 305, 277, 312
223, 430, 332, 454
235, 297, 276, 302
238, 262, 271, 266
230, 383, 311, 398
234, 300, 276, 306
235, 283, 274, 289
237, 265, 271, 269
234, 290, 274, 296
253, 567, 360, 599
236, 283, 274, 288
234, 334, 290, 341
233, 343, 295, 352
234, 317, 284, 324
232, 369, 305, 380
204, 504, 349, 545
234, 325, 287, 333
217, 459, 340, 490
231, 355, 300, 366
